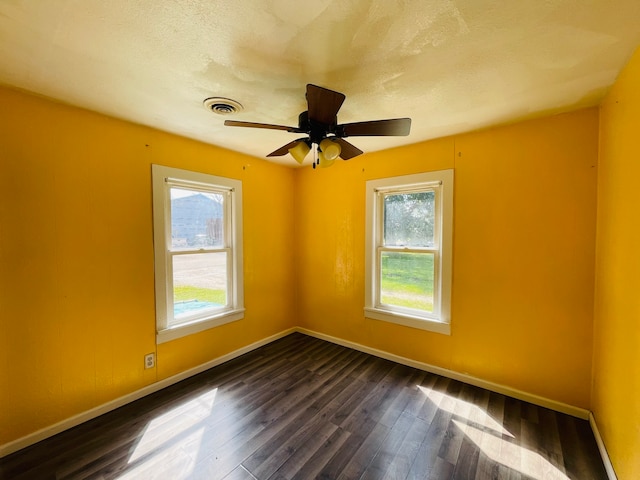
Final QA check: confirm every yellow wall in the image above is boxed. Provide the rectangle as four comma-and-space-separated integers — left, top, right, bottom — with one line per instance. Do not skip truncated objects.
0, 83, 602, 451
0, 87, 296, 446
295, 108, 599, 409
593, 47, 640, 480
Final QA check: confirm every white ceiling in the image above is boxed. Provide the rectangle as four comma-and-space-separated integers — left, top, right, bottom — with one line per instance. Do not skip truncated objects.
1, 0, 639, 166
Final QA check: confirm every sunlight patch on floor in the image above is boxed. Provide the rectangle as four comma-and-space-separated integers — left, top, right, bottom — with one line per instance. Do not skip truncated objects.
418, 385, 513, 437
453, 420, 569, 480
118, 387, 218, 478
117, 427, 203, 480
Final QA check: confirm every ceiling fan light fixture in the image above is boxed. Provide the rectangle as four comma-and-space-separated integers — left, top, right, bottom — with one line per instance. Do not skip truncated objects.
319, 138, 341, 161
318, 150, 336, 168
288, 140, 310, 164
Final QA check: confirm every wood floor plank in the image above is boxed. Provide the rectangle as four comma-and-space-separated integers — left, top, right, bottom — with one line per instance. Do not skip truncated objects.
0, 333, 609, 480
380, 415, 430, 480
437, 379, 467, 466
242, 375, 355, 478
556, 413, 609, 480
264, 422, 347, 480
452, 436, 481, 479
249, 419, 339, 479
314, 415, 376, 479
337, 364, 411, 435
427, 456, 455, 480
359, 411, 415, 479
405, 407, 455, 479
222, 465, 258, 480
287, 426, 351, 480
336, 420, 392, 480
196, 349, 372, 479
193, 375, 338, 479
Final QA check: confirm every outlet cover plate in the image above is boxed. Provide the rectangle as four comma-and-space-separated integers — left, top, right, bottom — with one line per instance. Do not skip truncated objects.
144, 353, 155, 369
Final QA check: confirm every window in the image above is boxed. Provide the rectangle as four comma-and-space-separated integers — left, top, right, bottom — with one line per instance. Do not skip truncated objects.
365, 170, 453, 335
152, 165, 244, 343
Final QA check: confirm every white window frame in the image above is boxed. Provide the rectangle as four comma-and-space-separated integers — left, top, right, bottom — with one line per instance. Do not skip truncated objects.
365, 169, 453, 335
152, 164, 244, 343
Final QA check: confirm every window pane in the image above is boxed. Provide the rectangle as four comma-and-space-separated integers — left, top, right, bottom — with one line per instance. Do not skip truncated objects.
383, 191, 435, 247
170, 187, 224, 249
172, 252, 227, 322
380, 251, 434, 313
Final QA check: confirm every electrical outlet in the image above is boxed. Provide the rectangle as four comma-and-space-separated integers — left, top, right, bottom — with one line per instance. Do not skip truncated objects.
144, 353, 155, 369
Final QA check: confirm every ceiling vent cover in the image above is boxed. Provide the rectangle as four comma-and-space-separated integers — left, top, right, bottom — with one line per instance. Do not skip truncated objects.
203, 97, 243, 115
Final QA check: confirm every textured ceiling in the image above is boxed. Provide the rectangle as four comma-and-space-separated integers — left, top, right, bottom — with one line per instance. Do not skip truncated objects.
1, 0, 639, 166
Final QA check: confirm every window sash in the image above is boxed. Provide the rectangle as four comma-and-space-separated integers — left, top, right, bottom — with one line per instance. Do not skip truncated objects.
375, 243, 441, 319
364, 169, 453, 335
164, 184, 233, 326
152, 164, 244, 343
167, 185, 230, 251
377, 186, 441, 249
375, 185, 442, 316
167, 248, 234, 326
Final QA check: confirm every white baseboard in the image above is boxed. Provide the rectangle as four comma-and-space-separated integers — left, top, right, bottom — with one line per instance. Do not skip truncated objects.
295, 327, 590, 420
589, 412, 618, 480
0, 328, 296, 458
0, 326, 600, 462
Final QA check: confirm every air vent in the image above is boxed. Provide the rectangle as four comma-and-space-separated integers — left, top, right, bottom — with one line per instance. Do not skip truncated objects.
203, 97, 243, 115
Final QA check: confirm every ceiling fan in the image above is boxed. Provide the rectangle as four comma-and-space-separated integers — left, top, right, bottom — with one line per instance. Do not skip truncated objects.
224, 84, 411, 168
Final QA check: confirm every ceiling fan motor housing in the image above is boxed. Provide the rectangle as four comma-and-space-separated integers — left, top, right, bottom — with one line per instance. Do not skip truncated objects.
297, 110, 335, 145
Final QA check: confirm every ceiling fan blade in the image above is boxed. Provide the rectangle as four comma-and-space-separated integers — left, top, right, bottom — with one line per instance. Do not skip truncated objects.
332, 138, 363, 160
306, 84, 346, 125
338, 118, 412, 137
266, 140, 302, 157
224, 120, 301, 133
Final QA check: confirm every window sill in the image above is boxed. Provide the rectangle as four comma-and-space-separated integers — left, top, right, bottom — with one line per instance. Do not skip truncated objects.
364, 307, 450, 335
157, 309, 245, 344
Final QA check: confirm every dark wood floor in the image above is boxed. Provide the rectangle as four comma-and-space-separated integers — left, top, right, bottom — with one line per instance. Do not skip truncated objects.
0, 333, 608, 480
